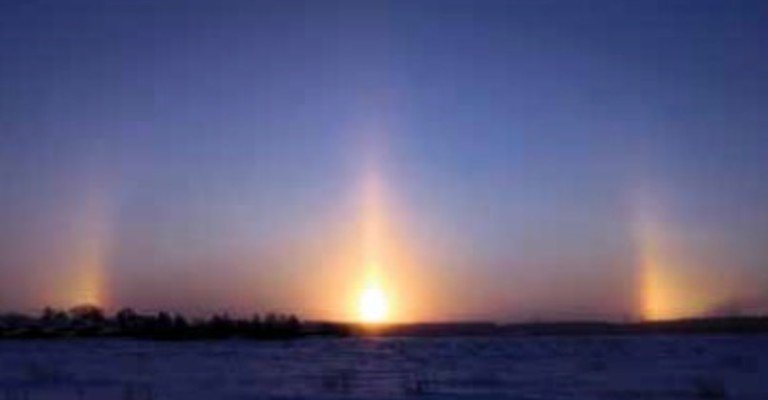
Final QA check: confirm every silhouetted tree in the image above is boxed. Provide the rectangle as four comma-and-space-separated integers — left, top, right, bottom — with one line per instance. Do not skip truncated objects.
68, 305, 105, 335
172, 314, 188, 330
40, 307, 69, 326
116, 308, 139, 332
69, 304, 105, 323
1, 306, 316, 339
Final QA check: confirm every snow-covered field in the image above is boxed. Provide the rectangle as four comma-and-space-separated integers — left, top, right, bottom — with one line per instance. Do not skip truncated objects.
0, 335, 766, 399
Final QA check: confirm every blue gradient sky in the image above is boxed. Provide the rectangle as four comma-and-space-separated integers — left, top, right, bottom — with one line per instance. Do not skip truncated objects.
1, 0, 767, 321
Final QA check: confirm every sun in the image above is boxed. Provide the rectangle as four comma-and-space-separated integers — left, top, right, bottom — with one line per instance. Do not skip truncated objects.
358, 285, 389, 323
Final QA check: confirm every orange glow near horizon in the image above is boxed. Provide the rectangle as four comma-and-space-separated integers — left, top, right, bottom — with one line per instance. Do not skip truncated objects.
68, 228, 109, 308
354, 167, 395, 323
633, 194, 732, 321
346, 160, 414, 323
264, 146, 438, 323
636, 220, 679, 321
57, 184, 114, 309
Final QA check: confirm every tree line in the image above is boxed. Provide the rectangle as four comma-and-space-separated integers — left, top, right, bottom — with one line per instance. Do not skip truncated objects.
0, 305, 348, 340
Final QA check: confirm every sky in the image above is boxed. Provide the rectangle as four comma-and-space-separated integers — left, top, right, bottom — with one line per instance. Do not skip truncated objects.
1, 0, 767, 322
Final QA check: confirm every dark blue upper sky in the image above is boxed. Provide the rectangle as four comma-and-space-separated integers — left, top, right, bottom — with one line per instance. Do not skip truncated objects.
1, 0, 767, 321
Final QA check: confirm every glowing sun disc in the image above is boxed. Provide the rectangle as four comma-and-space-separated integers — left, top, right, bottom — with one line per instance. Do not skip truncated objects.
358, 286, 388, 323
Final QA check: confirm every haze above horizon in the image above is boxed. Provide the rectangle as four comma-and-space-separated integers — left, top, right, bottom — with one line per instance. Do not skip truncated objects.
1, 0, 767, 323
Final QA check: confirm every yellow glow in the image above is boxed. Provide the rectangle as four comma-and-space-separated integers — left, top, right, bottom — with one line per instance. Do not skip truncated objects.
358, 284, 389, 323
309, 153, 431, 323
635, 207, 694, 321
632, 192, 732, 321
352, 165, 398, 323
57, 179, 116, 309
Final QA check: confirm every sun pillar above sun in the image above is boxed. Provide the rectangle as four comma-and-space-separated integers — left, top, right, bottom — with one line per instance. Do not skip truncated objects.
355, 167, 392, 324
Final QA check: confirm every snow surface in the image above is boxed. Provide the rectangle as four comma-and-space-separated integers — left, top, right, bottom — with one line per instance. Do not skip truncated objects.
0, 335, 767, 399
